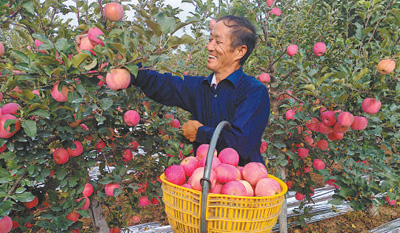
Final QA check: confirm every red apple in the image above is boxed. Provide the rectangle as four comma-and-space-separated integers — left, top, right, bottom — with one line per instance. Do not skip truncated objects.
104, 3, 124, 22
189, 167, 217, 191
258, 73, 270, 84
35, 39, 46, 53
165, 165, 186, 185
180, 156, 199, 177
255, 178, 281, 196
0, 215, 12, 233
321, 110, 336, 126
313, 159, 325, 170
306, 118, 320, 132
87, 27, 104, 46
122, 149, 133, 162
317, 122, 332, 134
132, 215, 141, 223
377, 59, 396, 75
297, 148, 309, 159
362, 98, 381, 114
242, 162, 268, 186
196, 144, 217, 161
313, 42, 326, 56
0, 42, 4, 57
270, 7, 281, 16
1, 103, 21, 115
67, 141, 83, 157
76, 196, 90, 209
337, 112, 354, 127
286, 180, 294, 189
332, 122, 349, 133
287, 45, 298, 56
214, 164, 240, 184
53, 148, 69, 164
105, 183, 122, 197
316, 139, 328, 150
106, 68, 131, 91
221, 181, 247, 196
0, 114, 20, 139
218, 147, 239, 166
124, 110, 140, 127
285, 109, 295, 120
139, 196, 150, 207
24, 196, 39, 209
295, 192, 305, 201
51, 81, 70, 102
82, 183, 94, 197
328, 132, 344, 141
351, 116, 368, 130
169, 119, 180, 128
66, 211, 79, 222
266, 0, 273, 7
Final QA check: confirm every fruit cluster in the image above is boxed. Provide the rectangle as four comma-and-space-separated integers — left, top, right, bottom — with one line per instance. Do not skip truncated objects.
164, 144, 282, 197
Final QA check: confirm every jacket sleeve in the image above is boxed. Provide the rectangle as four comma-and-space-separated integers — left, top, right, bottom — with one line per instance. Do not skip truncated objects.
131, 68, 198, 113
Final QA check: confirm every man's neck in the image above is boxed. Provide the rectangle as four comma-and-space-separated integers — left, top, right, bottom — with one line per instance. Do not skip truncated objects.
214, 65, 242, 84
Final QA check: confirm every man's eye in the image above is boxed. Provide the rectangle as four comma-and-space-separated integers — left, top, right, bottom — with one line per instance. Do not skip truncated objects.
216, 41, 222, 44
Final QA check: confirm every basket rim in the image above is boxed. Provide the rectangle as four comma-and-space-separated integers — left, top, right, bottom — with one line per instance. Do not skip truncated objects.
160, 172, 288, 199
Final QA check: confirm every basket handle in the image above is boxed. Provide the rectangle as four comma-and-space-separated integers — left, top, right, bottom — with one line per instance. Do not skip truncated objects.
200, 120, 231, 233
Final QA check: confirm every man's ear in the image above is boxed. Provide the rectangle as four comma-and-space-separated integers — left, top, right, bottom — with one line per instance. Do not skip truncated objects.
235, 45, 247, 62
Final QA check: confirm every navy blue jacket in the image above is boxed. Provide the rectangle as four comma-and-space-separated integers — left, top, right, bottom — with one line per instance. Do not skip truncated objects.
131, 67, 270, 166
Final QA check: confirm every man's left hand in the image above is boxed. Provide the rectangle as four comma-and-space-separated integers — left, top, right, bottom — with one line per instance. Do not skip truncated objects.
182, 120, 203, 142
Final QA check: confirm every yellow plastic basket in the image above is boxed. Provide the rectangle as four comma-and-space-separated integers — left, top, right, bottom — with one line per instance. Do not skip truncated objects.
161, 173, 287, 233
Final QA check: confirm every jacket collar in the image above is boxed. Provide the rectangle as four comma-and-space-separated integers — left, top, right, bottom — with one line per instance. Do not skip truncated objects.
203, 67, 243, 89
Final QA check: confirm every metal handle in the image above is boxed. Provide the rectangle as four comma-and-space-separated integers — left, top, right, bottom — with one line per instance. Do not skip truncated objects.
200, 121, 231, 233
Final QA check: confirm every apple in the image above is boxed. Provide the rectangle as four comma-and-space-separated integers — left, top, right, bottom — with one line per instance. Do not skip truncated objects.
106, 69, 131, 91
321, 110, 336, 126
53, 148, 69, 164
67, 141, 83, 157
66, 211, 79, 222
295, 192, 305, 201
270, 7, 281, 16
210, 182, 223, 194
266, 0, 273, 7
1, 103, 21, 115
377, 59, 396, 75
181, 183, 192, 189
132, 215, 141, 223
24, 196, 39, 209
95, 141, 106, 152
218, 147, 239, 167
0, 215, 12, 233
317, 122, 332, 134
104, 3, 124, 22
351, 116, 368, 130
51, 81, 69, 102
239, 180, 254, 196
150, 197, 159, 205
124, 110, 140, 127
313, 159, 325, 170
196, 144, 217, 161
287, 45, 298, 56
337, 112, 354, 127
0, 42, 4, 56
297, 148, 309, 159
332, 122, 349, 133
286, 180, 294, 189
35, 39, 47, 53
385, 196, 397, 206
189, 167, 217, 191
328, 132, 344, 141
313, 42, 326, 56
110, 227, 121, 233
316, 139, 328, 150
327, 179, 339, 189
362, 98, 381, 114
0, 114, 20, 139
122, 149, 133, 162
169, 119, 180, 128
87, 27, 104, 46
139, 196, 150, 207
242, 162, 268, 186
221, 181, 247, 196
165, 165, 186, 185
285, 109, 295, 121
82, 183, 94, 197
180, 156, 199, 177
306, 117, 320, 131
0, 144, 6, 153
105, 183, 122, 197
214, 164, 240, 184
255, 178, 281, 196
258, 73, 270, 84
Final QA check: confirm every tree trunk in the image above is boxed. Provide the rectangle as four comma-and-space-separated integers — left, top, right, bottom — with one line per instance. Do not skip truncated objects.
88, 198, 110, 233
366, 201, 379, 217
279, 167, 288, 233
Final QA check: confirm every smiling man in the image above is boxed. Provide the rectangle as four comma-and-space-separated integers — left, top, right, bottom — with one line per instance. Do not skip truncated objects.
132, 15, 270, 166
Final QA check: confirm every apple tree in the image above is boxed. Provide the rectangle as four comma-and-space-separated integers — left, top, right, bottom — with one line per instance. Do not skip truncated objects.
0, 0, 212, 231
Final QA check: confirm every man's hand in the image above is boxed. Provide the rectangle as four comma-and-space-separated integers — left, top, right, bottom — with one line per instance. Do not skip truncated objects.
182, 120, 203, 142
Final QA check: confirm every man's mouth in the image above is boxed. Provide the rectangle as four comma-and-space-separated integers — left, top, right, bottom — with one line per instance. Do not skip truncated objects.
208, 55, 217, 59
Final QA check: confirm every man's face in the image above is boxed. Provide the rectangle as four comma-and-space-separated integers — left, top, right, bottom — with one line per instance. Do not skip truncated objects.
206, 21, 238, 74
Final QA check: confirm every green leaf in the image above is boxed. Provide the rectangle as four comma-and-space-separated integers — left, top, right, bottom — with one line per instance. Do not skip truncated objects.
14, 192, 35, 202
109, 43, 127, 57
353, 67, 369, 82
55, 38, 70, 52
83, 58, 97, 71
317, 73, 333, 86
145, 20, 162, 37
11, 51, 29, 63
167, 35, 195, 48
71, 53, 90, 68
125, 63, 138, 77
0, 200, 13, 216
100, 98, 113, 110
303, 84, 315, 92
22, 1, 35, 14
17, 29, 34, 44
22, 120, 37, 138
